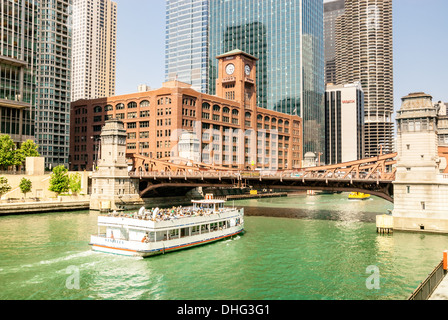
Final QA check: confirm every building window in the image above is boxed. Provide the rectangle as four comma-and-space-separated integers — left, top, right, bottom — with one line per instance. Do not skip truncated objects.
94, 106, 102, 113
116, 103, 125, 110
140, 100, 150, 107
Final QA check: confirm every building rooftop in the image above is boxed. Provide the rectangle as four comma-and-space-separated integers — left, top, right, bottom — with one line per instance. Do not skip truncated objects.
216, 49, 258, 61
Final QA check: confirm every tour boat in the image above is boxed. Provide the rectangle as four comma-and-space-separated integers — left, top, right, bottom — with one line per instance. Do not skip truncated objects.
348, 192, 371, 200
89, 195, 244, 257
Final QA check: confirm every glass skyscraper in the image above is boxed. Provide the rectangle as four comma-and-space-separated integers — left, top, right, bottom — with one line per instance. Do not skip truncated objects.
208, 0, 325, 155
165, 0, 209, 93
35, 0, 72, 168
0, 0, 37, 144
165, 0, 325, 155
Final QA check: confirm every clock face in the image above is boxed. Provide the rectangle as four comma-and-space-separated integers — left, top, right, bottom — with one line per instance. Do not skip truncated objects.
245, 64, 251, 76
225, 63, 235, 75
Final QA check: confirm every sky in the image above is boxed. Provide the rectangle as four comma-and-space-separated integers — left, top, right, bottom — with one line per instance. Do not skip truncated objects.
113, 0, 448, 113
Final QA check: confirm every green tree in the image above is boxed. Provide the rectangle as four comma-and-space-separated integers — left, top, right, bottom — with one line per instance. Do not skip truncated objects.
0, 176, 11, 198
19, 177, 32, 199
48, 165, 70, 195
15, 140, 40, 164
69, 173, 82, 195
0, 135, 18, 170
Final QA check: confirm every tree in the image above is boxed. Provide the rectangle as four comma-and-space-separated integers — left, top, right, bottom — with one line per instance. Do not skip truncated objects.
15, 140, 40, 164
19, 177, 32, 199
0, 135, 18, 170
0, 177, 11, 198
48, 165, 70, 195
69, 173, 82, 195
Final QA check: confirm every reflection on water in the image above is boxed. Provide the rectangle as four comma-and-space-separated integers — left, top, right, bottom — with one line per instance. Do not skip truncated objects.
235, 193, 393, 223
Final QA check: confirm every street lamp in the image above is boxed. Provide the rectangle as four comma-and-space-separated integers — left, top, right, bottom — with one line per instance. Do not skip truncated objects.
91, 136, 101, 171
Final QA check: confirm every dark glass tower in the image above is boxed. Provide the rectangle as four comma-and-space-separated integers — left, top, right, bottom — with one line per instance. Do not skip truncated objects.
208, 0, 325, 155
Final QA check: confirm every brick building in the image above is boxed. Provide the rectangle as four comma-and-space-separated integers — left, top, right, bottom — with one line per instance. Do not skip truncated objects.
70, 50, 302, 171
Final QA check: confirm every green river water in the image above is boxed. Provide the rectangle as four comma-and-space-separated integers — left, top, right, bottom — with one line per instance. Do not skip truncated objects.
0, 193, 447, 300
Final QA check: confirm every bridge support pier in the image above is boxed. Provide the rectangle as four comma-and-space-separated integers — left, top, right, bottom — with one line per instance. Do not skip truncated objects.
90, 120, 143, 211
393, 93, 448, 233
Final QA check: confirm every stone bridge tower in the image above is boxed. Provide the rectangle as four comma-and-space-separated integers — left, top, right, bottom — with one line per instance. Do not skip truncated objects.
90, 119, 142, 211
393, 92, 448, 233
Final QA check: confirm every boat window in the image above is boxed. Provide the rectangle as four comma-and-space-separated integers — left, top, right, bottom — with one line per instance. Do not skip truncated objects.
169, 229, 179, 239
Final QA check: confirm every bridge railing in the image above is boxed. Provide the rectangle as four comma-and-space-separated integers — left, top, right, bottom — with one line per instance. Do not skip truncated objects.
128, 170, 394, 181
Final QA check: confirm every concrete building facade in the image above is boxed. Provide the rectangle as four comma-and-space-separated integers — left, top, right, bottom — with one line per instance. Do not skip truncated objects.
71, 0, 117, 101
70, 50, 302, 172
325, 82, 364, 164
335, 0, 394, 157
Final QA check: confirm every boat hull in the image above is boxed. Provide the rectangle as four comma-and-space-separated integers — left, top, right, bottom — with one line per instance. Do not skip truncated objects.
90, 226, 244, 258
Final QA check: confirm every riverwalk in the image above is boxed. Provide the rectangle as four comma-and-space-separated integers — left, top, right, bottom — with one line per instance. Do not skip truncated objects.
0, 198, 90, 215
430, 275, 448, 299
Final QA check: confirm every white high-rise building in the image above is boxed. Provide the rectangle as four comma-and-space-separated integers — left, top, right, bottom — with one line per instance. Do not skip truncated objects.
71, 0, 117, 101
325, 82, 365, 164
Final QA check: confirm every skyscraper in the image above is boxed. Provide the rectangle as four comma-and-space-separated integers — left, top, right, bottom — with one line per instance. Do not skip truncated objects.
0, 0, 37, 144
325, 82, 364, 164
208, 0, 325, 155
71, 0, 117, 101
335, 0, 394, 156
324, 0, 344, 85
35, 0, 73, 168
165, 0, 209, 93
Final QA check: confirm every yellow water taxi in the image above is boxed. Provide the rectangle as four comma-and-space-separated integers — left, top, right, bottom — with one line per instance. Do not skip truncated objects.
348, 192, 371, 200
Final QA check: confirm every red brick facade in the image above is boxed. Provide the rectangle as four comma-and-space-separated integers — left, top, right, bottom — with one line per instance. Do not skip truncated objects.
70, 50, 302, 171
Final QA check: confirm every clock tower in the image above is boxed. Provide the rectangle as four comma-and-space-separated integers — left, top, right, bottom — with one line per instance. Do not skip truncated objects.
216, 49, 258, 111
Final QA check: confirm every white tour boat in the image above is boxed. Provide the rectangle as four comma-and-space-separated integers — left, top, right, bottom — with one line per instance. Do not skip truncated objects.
89, 195, 244, 257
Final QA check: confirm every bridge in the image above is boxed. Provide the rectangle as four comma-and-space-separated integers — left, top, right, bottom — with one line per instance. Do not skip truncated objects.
92, 93, 448, 234
129, 153, 397, 202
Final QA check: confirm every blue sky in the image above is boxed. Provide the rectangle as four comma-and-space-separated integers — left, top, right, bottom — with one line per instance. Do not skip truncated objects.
114, 0, 448, 112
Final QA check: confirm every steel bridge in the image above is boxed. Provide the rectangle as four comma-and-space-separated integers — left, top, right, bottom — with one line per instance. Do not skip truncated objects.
129, 153, 397, 202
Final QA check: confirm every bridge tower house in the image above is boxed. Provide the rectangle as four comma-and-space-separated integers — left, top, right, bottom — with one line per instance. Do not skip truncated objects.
393, 92, 448, 233
90, 119, 141, 211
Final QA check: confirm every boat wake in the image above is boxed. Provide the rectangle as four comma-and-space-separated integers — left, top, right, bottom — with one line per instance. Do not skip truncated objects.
33, 250, 95, 267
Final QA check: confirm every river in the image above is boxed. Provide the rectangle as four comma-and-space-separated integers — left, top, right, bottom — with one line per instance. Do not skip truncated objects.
0, 193, 446, 300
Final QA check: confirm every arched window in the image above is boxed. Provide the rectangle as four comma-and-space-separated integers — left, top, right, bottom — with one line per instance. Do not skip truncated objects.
271, 118, 277, 124
202, 102, 210, 110
213, 105, 221, 112
278, 119, 283, 126
232, 109, 239, 116
116, 103, 125, 110
257, 115, 263, 121
264, 116, 270, 122
128, 101, 137, 109
140, 100, 150, 107
93, 106, 102, 113
223, 107, 230, 114
104, 105, 113, 111
245, 112, 252, 119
